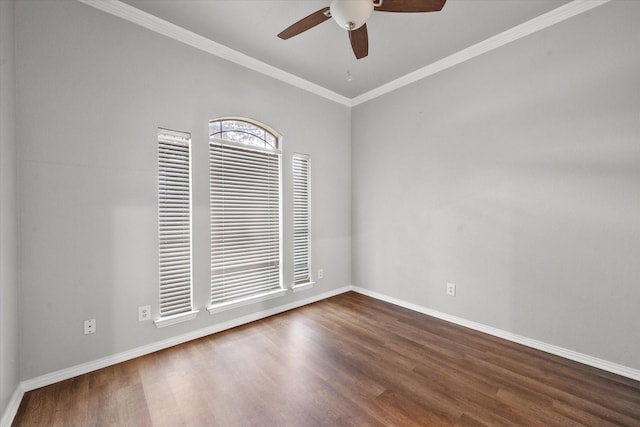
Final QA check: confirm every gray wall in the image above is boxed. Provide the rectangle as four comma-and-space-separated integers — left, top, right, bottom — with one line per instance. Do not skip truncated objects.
0, 0, 20, 416
15, 0, 350, 380
7, 0, 639, 390
352, 0, 640, 370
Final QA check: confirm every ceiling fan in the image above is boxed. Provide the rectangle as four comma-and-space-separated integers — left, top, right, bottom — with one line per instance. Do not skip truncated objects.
277, 0, 447, 60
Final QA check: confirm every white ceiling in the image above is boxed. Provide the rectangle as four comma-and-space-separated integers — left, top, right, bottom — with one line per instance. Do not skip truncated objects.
117, 0, 570, 99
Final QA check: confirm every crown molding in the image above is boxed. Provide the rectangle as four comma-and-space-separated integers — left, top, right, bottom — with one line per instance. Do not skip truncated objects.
351, 0, 611, 106
77, 0, 609, 108
76, 0, 352, 107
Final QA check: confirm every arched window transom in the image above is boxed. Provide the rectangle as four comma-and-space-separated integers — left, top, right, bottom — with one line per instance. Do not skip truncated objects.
209, 118, 278, 150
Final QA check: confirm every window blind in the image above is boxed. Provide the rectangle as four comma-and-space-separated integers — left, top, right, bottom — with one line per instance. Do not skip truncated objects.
209, 141, 282, 305
292, 154, 311, 285
158, 129, 193, 317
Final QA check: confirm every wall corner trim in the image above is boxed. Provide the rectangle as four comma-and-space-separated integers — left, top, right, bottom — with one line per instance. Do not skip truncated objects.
351, 286, 640, 382
0, 386, 25, 427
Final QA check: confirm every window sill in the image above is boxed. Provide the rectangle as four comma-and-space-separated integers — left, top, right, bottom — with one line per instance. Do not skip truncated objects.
207, 288, 287, 314
154, 310, 199, 328
292, 282, 315, 293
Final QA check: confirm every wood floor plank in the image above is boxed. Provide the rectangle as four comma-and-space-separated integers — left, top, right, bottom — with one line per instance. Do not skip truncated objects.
12, 292, 640, 426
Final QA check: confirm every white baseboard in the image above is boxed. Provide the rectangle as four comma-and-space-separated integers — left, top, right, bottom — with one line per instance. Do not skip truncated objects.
19, 285, 352, 394
7, 283, 639, 425
0, 385, 25, 427
351, 286, 640, 382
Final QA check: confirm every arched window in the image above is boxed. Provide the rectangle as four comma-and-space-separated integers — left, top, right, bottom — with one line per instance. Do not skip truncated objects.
208, 118, 278, 149
207, 118, 284, 312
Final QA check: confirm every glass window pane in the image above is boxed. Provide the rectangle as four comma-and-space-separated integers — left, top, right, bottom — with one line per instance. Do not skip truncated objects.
210, 119, 278, 150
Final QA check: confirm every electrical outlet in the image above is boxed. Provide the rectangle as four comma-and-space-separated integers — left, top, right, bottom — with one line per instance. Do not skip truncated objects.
84, 319, 96, 334
446, 283, 456, 296
317, 269, 324, 279
138, 305, 151, 322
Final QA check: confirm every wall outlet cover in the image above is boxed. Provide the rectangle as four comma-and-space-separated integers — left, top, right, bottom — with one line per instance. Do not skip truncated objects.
84, 319, 96, 334
446, 283, 456, 296
139, 305, 151, 322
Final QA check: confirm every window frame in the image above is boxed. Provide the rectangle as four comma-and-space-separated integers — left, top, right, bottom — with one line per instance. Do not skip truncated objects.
155, 128, 199, 328
291, 153, 314, 292
207, 118, 286, 314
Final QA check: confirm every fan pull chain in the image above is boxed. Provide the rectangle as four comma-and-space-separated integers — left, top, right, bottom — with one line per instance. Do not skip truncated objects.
346, 29, 354, 82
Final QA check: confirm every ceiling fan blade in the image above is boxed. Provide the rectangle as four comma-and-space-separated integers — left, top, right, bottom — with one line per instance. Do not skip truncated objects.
374, 0, 446, 13
277, 7, 331, 40
349, 24, 369, 60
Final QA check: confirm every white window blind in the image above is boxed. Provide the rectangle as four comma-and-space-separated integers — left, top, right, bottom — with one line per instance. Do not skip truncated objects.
157, 129, 194, 319
209, 139, 283, 308
292, 154, 311, 286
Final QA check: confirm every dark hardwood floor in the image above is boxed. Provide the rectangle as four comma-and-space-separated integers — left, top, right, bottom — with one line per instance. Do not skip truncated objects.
13, 292, 640, 426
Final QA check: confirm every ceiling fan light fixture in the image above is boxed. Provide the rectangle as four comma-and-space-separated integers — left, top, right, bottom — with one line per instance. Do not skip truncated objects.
330, 0, 374, 31
278, 0, 446, 60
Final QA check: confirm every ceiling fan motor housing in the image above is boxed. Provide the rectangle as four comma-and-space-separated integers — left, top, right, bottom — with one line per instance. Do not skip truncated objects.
330, 0, 374, 30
